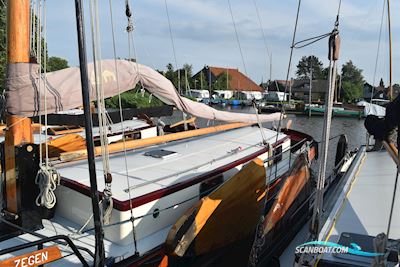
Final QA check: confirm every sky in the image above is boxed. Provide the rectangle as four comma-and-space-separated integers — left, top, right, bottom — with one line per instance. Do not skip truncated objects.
44, 0, 400, 86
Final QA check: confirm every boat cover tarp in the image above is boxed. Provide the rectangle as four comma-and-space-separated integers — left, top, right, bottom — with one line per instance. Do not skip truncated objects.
357, 101, 386, 117
6, 60, 282, 123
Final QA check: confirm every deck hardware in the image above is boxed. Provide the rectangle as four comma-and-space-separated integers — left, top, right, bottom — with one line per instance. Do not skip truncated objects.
153, 208, 160, 218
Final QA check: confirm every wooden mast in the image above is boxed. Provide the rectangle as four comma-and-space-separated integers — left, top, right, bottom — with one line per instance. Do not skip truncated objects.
5, 0, 33, 214
387, 0, 393, 100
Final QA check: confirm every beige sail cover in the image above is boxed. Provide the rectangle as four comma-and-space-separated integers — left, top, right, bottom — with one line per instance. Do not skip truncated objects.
6, 60, 282, 123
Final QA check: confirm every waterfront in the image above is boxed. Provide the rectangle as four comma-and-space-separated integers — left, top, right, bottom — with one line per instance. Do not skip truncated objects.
165, 105, 367, 175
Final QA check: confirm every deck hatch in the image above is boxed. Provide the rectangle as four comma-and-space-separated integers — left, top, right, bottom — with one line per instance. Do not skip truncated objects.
144, 149, 178, 159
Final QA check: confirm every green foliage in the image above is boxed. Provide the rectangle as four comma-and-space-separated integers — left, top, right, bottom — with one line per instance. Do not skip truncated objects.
105, 90, 164, 109
197, 70, 208, 90
0, 3, 6, 92
0, 3, 69, 93
341, 60, 364, 102
342, 81, 362, 102
212, 73, 231, 91
163, 63, 195, 93
296, 55, 324, 80
47, 56, 69, 72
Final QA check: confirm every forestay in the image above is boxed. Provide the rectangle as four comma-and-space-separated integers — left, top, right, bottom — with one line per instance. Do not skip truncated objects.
6, 60, 282, 123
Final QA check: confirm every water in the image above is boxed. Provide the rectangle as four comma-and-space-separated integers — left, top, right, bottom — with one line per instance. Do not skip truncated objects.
164, 105, 368, 175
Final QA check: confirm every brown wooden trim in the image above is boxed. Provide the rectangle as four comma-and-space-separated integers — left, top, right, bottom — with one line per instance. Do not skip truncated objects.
60, 122, 250, 161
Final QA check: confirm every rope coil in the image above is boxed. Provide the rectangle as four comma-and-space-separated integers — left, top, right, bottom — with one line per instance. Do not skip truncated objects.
35, 165, 60, 209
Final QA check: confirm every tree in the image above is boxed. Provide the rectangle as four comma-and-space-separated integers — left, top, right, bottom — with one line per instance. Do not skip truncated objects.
296, 55, 324, 80
0, 2, 52, 92
105, 87, 164, 109
47, 56, 69, 72
181, 63, 193, 89
198, 70, 208, 90
321, 67, 329, 80
0, 3, 6, 92
213, 73, 231, 91
341, 60, 364, 102
164, 63, 179, 88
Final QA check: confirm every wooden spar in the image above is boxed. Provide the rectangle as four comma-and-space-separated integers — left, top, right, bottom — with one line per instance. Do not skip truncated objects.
60, 122, 249, 161
169, 117, 196, 128
5, 0, 33, 214
387, 0, 393, 100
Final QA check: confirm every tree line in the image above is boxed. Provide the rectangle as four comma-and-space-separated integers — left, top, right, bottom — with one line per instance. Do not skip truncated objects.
0, 3, 69, 92
296, 55, 364, 103
161, 63, 231, 93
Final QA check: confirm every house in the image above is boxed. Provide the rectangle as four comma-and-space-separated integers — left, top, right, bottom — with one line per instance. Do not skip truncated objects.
364, 82, 400, 101
263, 80, 294, 92
363, 83, 374, 101
363, 82, 390, 101
291, 79, 328, 102
193, 66, 263, 94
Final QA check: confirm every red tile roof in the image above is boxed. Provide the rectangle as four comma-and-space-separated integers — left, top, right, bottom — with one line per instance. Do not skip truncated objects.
209, 67, 262, 92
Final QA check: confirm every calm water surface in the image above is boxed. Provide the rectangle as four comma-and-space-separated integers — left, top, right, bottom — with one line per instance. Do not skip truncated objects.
163, 105, 367, 175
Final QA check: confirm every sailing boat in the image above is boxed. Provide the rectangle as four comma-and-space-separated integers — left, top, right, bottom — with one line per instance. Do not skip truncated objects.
0, 1, 328, 267
290, 1, 400, 266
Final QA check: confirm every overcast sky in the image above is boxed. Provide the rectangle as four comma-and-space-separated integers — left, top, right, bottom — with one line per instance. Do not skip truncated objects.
44, 0, 399, 85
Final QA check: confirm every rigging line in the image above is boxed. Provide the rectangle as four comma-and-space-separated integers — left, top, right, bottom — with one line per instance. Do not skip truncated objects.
248, 3, 303, 263
250, 0, 275, 138
85, 150, 298, 233
272, 0, 303, 168
163, 0, 188, 129
37, 0, 43, 166
227, 0, 248, 76
251, 0, 271, 76
292, 32, 331, 49
163, 0, 179, 72
109, 0, 138, 255
336, 0, 342, 25
43, 0, 49, 166
371, 0, 386, 104
31, 2, 36, 56
89, 0, 111, 175
29, 2, 33, 53
88, 0, 113, 225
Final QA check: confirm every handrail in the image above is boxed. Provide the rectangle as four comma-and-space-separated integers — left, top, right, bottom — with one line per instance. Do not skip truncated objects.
0, 216, 94, 260
0, 235, 89, 267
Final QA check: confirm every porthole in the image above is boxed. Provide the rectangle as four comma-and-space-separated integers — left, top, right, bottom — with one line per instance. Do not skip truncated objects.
153, 208, 160, 218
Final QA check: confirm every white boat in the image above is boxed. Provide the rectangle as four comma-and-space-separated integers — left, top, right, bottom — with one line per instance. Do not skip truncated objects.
0, 1, 321, 266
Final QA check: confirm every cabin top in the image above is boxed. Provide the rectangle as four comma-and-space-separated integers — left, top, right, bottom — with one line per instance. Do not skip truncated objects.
57, 126, 287, 203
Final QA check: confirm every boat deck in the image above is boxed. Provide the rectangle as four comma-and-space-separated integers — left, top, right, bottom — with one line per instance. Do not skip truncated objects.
280, 147, 400, 265
318, 147, 400, 264
0, 126, 288, 266
57, 126, 285, 202
322, 147, 400, 239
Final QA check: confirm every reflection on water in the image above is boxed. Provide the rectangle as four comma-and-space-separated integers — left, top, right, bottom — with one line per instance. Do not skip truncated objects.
163, 106, 367, 175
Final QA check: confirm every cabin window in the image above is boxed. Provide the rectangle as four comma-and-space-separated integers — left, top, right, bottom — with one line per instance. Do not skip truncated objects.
273, 146, 283, 164
199, 175, 223, 198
